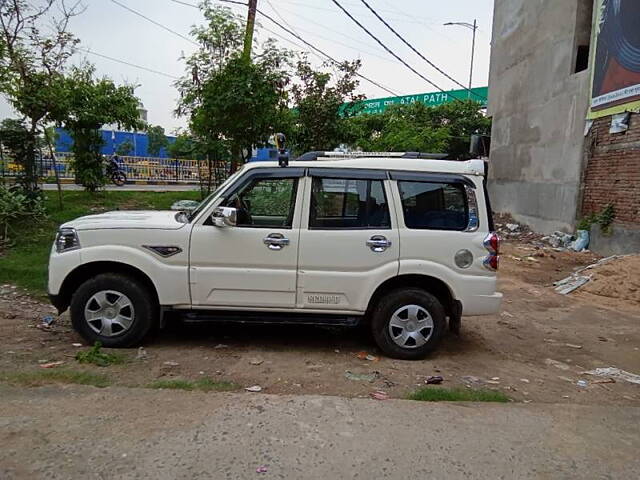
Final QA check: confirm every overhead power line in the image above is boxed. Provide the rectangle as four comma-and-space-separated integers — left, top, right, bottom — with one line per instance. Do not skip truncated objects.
330, 0, 463, 102
77, 47, 179, 79
255, 7, 399, 96
110, 0, 198, 46
170, 0, 399, 96
358, 0, 484, 100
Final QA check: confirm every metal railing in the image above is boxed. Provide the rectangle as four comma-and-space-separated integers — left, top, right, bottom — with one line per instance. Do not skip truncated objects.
1, 152, 229, 184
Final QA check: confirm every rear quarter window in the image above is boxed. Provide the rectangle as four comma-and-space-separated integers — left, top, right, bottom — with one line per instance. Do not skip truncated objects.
398, 181, 469, 230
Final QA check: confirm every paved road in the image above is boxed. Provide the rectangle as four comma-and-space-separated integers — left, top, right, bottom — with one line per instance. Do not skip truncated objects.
1, 385, 638, 479
41, 183, 198, 192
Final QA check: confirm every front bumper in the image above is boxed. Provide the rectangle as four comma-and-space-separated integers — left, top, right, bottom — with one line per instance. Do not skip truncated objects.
49, 294, 68, 315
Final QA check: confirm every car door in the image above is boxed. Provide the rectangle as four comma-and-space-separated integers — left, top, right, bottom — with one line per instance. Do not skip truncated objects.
296, 169, 400, 312
189, 168, 305, 309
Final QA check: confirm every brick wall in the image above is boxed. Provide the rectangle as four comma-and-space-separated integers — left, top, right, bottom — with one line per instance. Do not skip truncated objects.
581, 114, 640, 227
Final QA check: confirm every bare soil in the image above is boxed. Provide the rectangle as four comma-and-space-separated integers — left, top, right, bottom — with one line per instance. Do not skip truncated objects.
1, 242, 639, 405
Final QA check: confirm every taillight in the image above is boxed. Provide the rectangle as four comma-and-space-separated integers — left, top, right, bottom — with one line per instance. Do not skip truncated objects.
483, 232, 500, 271
483, 232, 500, 254
483, 254, 499, 271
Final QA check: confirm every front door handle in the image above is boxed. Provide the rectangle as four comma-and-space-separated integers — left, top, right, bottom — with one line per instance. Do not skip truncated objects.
263, 233, 290, 250
366, 235, 391, 252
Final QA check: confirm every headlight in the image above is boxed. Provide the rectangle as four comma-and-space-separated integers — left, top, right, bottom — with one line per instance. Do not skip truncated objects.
55, 228, 80, 253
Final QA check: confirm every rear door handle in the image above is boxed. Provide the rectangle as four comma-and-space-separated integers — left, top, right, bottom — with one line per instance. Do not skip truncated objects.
263, 233, 290, 250
366, 235, 391, 252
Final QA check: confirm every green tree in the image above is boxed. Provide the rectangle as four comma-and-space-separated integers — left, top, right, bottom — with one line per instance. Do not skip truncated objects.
146, 125, 169, 156
59, 66, 141, 191
290, 58, 364, 154
345, 100, 490, 158
0, 0, 81, 193
115, 139, 134, 156
176, 4, 291, 169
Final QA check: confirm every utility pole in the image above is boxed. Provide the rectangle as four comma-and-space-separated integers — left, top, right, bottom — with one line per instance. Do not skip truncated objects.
243, 0, 258, 62
444, 19, 479, 99
469, 19, 477, 99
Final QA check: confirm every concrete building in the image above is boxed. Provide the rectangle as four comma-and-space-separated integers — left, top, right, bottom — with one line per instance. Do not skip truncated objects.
488, 0, 640, 254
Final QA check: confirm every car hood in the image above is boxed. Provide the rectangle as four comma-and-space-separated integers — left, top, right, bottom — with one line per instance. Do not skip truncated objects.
61, 210, 187, 231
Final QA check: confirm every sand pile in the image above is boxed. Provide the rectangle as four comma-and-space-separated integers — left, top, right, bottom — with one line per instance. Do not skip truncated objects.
581, 255, 640, 304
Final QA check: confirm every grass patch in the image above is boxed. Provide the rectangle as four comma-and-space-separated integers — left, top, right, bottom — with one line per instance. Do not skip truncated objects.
0, 190, 201, 295
407, 387, 510, 403
1, 369, 111, 388
147, 378, 238, 392
75, 342, 126, 367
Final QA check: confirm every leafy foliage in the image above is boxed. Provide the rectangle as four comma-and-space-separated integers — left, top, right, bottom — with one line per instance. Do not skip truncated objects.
146, 125, 169, 156
176, 4, 291, 168
577, 204, 616, 235
345, 100, 491, 159
289, 57, 364, 154
59, 66, 141, 191
0, 0, 82, 192
75, 342, 126, 367
0, 184, 46, 242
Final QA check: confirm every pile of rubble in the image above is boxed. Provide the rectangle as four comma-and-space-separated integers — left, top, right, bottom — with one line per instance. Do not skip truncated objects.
494, 214, 589, 252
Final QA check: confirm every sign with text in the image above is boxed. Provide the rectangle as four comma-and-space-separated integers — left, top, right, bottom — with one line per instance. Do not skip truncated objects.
343, 87, 488, 116
589, 0, 640, 118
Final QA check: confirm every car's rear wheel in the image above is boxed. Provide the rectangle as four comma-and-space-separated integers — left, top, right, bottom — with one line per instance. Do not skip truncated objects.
70, 273, 156, 347
371, 288, 446, 360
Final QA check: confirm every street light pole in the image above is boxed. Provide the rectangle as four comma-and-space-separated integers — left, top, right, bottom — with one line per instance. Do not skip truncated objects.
444, 19, 478, 99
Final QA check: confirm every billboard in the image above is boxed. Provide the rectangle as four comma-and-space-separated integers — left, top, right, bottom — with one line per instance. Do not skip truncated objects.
589, 0, 640, 118
342, 86, 488, 117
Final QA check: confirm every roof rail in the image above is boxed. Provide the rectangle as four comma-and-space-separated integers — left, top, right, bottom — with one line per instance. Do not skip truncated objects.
294, 151, 448, 161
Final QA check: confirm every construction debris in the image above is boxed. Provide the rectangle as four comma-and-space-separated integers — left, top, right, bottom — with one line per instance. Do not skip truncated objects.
583, 367, 640, 385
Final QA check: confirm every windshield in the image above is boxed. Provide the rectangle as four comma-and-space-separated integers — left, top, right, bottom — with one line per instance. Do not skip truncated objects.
188, 167, 246, 222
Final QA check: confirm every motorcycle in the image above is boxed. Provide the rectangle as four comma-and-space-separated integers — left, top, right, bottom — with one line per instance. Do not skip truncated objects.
106, 155, 127, 187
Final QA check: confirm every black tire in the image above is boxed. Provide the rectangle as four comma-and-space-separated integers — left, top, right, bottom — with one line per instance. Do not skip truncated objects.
371, 288, 446, 360
70, 273, 157, 348
111, 171, 126, 186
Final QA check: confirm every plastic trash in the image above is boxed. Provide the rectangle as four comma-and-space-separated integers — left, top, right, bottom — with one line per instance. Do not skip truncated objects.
245, 385, 263, 392
42, 315, 55, 326
256, 466, 268, 473
570, 230, 589, 252
577, 380, 588, 388
425, 375, 443, 385
136, 347, 147, 360
370, 391, 389, 400
163, 361, 179, 366
249, 358, 264, 366
40, 361, 64, 368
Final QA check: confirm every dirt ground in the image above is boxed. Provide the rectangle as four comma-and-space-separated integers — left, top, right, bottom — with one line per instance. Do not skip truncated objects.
1, 242, 639, 405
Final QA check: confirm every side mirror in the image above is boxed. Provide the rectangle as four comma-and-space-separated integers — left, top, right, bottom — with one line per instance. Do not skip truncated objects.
211, 206, 237, 227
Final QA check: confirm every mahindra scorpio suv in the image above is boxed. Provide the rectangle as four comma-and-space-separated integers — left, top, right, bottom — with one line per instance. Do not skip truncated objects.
48, 153, 502, 359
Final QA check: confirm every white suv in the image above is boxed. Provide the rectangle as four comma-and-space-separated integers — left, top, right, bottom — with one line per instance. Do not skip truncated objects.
48, 154, 501, 359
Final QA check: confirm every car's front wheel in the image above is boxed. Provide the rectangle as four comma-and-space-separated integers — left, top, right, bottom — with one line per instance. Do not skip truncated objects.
70, 273, 156, 348
371, 288, 446, 360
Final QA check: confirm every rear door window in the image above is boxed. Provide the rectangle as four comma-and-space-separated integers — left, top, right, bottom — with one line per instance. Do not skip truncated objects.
310, 177, 391, 229
398, 181, 468, 230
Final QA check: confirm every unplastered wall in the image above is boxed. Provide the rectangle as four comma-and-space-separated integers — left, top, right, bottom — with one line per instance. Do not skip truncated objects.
582, 114, 640, 227
487, 0, 592, 233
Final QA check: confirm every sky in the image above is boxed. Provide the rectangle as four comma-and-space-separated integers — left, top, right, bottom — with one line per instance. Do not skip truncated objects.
0, 0, 494, 133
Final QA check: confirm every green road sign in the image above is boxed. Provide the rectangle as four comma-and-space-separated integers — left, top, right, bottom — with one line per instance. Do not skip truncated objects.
343, 86, 488, 116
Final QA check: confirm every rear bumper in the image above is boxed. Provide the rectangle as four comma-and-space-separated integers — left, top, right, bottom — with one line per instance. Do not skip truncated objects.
462, 292, 503, 316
